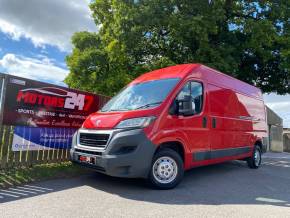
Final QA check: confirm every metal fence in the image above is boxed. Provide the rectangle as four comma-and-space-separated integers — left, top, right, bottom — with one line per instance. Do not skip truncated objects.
0, 125, 70, 170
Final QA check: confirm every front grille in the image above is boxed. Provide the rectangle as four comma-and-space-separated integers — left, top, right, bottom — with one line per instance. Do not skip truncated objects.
79, 133, 110, 149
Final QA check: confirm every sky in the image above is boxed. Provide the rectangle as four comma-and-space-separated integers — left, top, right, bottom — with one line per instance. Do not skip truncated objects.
0, 0, 96, 85
0, 0, 289, 127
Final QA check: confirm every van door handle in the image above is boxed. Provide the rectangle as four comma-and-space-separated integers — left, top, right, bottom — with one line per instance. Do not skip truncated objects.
212, 117, 217, 128
202, 117, 207, 128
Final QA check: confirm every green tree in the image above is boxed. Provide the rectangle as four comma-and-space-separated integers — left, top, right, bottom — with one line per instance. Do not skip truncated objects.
66, 0, 289, 96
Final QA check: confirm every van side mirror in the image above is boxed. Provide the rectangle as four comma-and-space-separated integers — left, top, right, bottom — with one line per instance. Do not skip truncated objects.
178, 95, 194, 116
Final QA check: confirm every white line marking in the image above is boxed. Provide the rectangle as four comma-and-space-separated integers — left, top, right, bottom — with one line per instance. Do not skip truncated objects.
16, 187, 46, 193
9, 188, 37, 194
0, 190, 28, 196
24, 185, 53, 191
0, 192, 19, 198
256, 197, 287, 203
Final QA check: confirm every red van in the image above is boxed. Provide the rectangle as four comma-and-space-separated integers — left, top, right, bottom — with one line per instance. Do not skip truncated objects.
70, 64, 268, 189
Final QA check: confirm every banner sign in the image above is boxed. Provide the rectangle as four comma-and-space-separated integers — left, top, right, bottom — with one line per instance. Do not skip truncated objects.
12, 126, 77, 151
2, 75, 109, 128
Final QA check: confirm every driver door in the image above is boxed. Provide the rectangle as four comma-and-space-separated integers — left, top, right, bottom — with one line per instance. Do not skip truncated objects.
166, 80, 210, 163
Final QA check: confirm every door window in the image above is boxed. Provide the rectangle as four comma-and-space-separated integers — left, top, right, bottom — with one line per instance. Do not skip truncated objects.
176, 81, 203, 115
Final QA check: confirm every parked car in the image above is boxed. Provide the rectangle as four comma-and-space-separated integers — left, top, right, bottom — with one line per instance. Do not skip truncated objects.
70, 64, 268, 189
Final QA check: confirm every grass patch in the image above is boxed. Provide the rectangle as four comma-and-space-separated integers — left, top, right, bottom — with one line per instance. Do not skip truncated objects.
0, 162, 91, 188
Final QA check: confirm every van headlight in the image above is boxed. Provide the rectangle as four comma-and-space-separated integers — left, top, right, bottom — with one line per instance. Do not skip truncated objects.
115, 116, 156, 129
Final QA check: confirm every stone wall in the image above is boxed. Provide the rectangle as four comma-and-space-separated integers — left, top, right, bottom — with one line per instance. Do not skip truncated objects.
266, 107, 284, 152
269, 125, 284, 152
284, 133, 290, 153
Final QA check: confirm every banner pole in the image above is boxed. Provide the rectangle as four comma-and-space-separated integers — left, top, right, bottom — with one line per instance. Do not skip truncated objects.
0, 73, 8, 127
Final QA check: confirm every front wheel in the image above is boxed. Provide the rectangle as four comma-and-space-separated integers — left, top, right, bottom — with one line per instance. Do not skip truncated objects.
148, 148, 184, 189
247, 145, 262, 169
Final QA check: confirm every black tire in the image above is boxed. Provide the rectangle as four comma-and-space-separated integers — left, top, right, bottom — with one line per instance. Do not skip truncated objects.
148, 148, 184, 189
247, 145, 262, 169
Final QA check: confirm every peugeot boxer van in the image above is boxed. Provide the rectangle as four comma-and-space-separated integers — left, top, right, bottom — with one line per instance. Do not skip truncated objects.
70, 64, 268, 189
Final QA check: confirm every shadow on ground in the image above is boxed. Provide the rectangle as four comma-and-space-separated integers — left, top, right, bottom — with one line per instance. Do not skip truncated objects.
1, 153, 290, 207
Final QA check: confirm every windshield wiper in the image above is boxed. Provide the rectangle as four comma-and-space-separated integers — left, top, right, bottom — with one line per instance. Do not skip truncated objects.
135, 101, 163, 110
107, 108, 130, 112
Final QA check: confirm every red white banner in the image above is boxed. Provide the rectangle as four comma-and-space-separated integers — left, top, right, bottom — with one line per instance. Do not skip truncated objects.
2, 75, 109, 128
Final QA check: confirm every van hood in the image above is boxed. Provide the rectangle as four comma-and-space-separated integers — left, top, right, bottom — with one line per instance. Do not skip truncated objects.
82, 112, 125, 129
82, 110, 157, 129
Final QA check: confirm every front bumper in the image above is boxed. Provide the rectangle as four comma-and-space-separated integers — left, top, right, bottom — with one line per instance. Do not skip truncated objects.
70, 128, 156, 178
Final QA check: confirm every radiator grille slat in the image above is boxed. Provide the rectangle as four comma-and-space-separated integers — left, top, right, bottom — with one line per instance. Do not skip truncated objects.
79, 133, 110, 148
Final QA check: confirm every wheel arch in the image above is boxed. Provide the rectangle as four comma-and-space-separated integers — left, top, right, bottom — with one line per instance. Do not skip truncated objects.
255, 139, 263, 150
155, 141, 185, 162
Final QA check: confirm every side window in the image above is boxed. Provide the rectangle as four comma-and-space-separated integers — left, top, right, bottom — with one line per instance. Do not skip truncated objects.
191, 82, 203, 114
176, 81, 203, 115
176, 82, 190, 101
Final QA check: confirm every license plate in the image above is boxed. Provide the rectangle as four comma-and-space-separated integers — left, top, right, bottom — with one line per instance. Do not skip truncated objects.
79, 155, 95, 164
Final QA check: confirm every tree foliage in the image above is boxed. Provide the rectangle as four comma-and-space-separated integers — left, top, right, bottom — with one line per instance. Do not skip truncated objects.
66, 0, 290, 95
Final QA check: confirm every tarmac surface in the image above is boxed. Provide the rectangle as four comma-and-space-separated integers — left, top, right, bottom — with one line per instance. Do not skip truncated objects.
1, 152, 290, 218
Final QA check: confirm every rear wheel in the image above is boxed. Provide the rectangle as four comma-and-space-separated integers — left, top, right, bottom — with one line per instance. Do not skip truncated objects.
247, 145, 262, 169
148, 148, 184, 189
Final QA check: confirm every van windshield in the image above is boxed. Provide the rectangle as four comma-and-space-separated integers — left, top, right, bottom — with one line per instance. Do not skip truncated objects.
101, 78, 180, 112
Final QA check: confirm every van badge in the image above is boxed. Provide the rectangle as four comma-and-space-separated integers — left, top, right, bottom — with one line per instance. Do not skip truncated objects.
96, 120, 101, 126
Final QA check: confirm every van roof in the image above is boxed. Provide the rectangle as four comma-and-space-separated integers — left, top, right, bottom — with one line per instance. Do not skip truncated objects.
131, 64, 262, 99
130, 64, 200, 84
